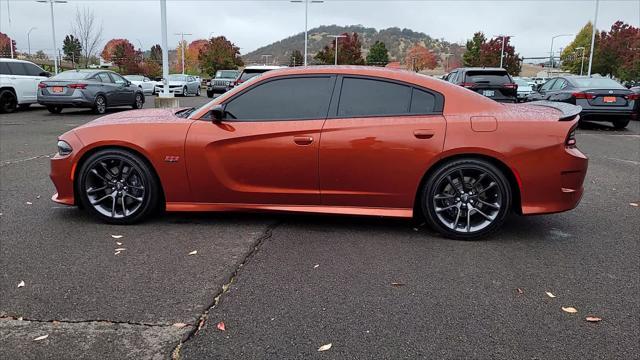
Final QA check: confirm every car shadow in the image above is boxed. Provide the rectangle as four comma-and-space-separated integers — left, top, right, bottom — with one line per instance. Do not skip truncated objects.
578, 120, 629, 132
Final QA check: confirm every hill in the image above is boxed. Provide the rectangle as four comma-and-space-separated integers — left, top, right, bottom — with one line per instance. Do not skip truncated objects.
243, 25, 464, 66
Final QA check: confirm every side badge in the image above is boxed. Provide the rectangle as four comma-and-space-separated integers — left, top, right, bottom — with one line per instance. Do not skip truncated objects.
164, 155, 180, 163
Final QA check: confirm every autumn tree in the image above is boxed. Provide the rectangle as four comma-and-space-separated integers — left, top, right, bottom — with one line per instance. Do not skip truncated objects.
289, 49, 303, 67
198, 36, 244, 77
405, 44, 438, 72
314, 32, 365, 65
0, 32, 16, 58
560, 22, 593, 75
592, 21, 640, 81
366, 41, 389, 66
479, 36, 521, 75
101, 39, 140, 73
463, 32, 486, 67
63, 34, 82, 66
149, 44, 162, 63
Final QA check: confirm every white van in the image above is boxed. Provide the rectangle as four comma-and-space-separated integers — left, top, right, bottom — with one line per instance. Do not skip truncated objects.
0, 58, 50, 113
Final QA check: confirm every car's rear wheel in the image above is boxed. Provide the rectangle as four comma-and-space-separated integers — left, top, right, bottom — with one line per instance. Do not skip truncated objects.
0, 90, 17, 113
207, 90, 214, 98
93, 95, 107, 114
132, 93, 144, 109
613, 119, 630, 129
421, 158, 511, 240
47, 105, 63, 114
77, 149, 159, 224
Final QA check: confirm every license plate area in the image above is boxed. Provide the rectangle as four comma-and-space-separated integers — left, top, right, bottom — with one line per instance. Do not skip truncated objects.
482, 90, 495, 97
603, 96, 617, 103
52, 86, 65, 93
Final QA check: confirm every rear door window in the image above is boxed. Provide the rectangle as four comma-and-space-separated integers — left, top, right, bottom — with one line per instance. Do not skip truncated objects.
24, 63, 45, 76
224, 76, 333, 121
409, 88, 436, 114
465, 71, 511, 85
551, 79, 567, 90
7, 63, 28, 76
0, 62, 11, 75
338, 77, 411, 117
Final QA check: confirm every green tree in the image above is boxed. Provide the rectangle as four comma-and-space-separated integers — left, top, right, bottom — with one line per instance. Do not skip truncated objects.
366, 41, 389, 66
314, 32, 365, 65
462, 31, 486, 67
289, 49, 303, 67
198, 36, 243, 77
62, 34, 82, 66
560, 22, 593, 75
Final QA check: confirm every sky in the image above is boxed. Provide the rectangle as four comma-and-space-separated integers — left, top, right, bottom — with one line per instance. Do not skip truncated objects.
0, 0, 638, 59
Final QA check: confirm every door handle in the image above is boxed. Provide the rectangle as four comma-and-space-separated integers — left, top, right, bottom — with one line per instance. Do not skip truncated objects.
293, 136, 314, 145
413, 130, 435, 139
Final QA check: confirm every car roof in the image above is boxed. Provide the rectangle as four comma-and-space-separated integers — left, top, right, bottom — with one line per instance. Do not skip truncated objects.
453, 67, 507, 72
60, 69, 106, 74
0, 58, 38, 64
243, 65, 286, 70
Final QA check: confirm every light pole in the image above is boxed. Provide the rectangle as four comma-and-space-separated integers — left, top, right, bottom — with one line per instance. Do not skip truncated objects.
575, 46, 586, 76
175, 32, 192, 74
328, 35, 346, 65
290, 0, 324, 66
587, 0, 599, 76
36, 0, 66, 74
443, 53, 453, 73
493, 35, 513, 68
549, 34, 572, 70
261, 54, 272, 65
160, 0, 171, 98
27, 27, 37, 57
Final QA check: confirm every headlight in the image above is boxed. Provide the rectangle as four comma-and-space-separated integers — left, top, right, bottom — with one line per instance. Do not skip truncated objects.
225, 81, 230, 86
57, 140, 73, 156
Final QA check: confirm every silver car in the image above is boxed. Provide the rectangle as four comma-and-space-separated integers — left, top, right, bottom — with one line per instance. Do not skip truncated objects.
154, 74, 201, 96
37, 69, 145, 114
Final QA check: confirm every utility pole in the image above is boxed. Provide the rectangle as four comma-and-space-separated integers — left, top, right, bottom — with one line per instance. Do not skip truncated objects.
493, 35, 513, 69
174, 32, 192, 74
549, 33, 572, 70
587, 0, 599, 76
329, 35, 346, 65
36, 0, 67, 74
160, 0, 171, 98
290, 0, 324, 66
575, 46, 586, 76
27, 27, 37, 57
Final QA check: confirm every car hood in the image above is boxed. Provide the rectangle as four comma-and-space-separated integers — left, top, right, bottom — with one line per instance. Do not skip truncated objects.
77, 108, 191, 128
161, 81, 187, 86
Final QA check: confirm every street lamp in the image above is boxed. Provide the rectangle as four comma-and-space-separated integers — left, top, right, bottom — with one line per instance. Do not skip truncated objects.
174, 32, 192, 74
36, 0, 67, 75
290, 0, 324, 66
27, 27, 37, 57
587, 0, 599, 76
328, 35, 346, 65
575, 46, 586, 76
549, 33, 573, 69
493, 35, 513, 68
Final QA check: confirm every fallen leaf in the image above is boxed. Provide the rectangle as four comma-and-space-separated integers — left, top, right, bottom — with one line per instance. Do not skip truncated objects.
585, 316, 602, 322
630, 203, 639, 207
114, 251, 121, 256
216, 321, 226, 331
33, 334, 48, 341
36, 195, 41, 199
116, 242, 122, 246
413, 227, 419, 232
173, 323, 188, 328
111, 235, 123, 239
516, 288, 524, 294
318, 343, 332, 352
188, 250, 198, 255
562, 306, 578, 314
114, 248, 126, 251
26, 202, 32, 205
313, 264, 319, 269
17, 280, 25, 288
391, 282, 405, 287
546, 291, 556, 298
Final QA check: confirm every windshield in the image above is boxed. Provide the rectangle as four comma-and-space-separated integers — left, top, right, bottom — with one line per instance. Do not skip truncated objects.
216, 70, 238, 79
570, 77, 625, 89
125, 75, 144, 81
167, 75, 186, 81
52, 71, 92, 80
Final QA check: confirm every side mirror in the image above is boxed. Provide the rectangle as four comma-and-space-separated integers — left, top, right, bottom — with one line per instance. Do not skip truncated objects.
209, 104, 224, 122
40, 71, 51, 77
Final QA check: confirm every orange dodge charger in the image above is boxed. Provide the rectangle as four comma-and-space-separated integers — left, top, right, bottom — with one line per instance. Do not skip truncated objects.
50, 66, 588, 239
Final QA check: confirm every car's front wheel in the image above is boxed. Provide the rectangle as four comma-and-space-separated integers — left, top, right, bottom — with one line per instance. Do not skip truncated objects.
93, 95, 107, 114
421, 158, 511, 240
77, 149, 160, 224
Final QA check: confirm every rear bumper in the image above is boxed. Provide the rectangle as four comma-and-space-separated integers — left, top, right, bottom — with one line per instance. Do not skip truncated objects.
580, 109, 634, 121
38, 93, 94, 108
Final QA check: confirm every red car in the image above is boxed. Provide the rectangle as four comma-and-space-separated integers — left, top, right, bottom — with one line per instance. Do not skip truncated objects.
50, 66, 588, 239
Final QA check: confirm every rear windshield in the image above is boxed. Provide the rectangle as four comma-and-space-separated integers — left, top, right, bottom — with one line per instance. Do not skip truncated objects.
216, 70, 238, 79
240, 70, 267, 82
51, 71, 92, 80
569, 77, 625, 89
465, 71, 511, 85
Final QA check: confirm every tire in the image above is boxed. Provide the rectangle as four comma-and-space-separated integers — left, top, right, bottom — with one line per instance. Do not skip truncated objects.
93, 95, 107, 114
0, 89, 17, 114
182, 86, 188, 97
47, 105, 63, 114
613, 119, 630, 129
196, 86, 201, 96
207, 90, 214, 98
77, 148, 160, 224
132, 92, 144, 109
421, 158, 512, 240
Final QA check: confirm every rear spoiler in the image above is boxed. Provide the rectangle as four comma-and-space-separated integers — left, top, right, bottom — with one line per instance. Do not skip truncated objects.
526, 101, 582, 121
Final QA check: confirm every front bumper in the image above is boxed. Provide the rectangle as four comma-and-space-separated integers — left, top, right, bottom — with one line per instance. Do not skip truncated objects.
155, 87, 186, 95
50, 131, 84, 206
207, 85, 231, 94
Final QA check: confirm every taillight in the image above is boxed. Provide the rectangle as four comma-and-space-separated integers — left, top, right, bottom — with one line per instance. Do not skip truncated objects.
68, 84, 87, 89
625, 93, 640, 100
572, 92, 594, 99
461, 82, 476, 88
503, 83, 518, 89
566, 127, 577, 148
38, 82, 47, 89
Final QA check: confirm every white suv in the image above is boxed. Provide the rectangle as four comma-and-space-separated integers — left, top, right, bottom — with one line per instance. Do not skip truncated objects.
0, 59, 50, 113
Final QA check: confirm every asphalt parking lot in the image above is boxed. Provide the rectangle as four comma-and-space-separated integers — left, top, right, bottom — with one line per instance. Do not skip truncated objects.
1, 95, 638, 359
